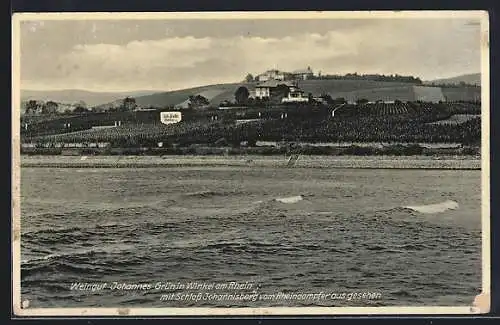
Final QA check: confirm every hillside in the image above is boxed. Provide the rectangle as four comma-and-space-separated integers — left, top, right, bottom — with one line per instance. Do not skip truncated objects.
321, 85, 446, 103
441, 86, 481, 102
425, 73, 481, 86
30, 78, 481, 112
121, 79, 479, 108
21, 89, 158, 107
121, 80, 423, 108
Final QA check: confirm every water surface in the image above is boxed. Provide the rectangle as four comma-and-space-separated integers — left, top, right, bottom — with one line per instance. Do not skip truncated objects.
20, 166, 482, 308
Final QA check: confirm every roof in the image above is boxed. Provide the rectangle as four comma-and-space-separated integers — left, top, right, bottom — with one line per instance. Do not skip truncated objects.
256, 80, 295, 88
292, 67, 313, 74
257, 69, 290, 76
265, 69, 288, 74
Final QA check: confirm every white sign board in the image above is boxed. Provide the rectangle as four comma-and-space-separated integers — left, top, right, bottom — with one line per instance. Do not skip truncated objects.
160, 111, 182, 125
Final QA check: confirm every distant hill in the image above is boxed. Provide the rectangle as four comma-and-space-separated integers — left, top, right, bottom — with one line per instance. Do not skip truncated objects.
21, 89, 158, 107
425, 73, 481, 86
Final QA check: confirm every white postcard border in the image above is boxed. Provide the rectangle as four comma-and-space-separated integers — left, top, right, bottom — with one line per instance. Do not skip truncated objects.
11, 10, 491, 317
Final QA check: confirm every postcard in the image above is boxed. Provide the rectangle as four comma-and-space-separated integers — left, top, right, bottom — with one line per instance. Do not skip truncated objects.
11, 10, 490, 316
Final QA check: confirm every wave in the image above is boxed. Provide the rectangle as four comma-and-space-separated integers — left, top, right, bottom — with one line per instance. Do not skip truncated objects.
183, 190, 243, 198
21, 244, 136, 265
404, 200, 459, 214
203, 241, 284, 254
25, 221, 139, 236
247, 195, 305, 209
274, 195, 304, 204
23, 226, 83, 236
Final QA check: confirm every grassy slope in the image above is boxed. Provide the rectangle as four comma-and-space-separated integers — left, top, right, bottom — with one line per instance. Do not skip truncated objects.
132, 80, 418, 108
329, 86, 417, 102
133, 83, 254, 108
441, 87, 481, 102
298, 79, 412, 94
426, 73, 481, 86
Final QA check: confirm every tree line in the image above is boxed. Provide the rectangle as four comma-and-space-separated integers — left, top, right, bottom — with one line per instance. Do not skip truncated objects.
309, 72, 423, 84
244, 72, 424, 84
23, 97, 138, 115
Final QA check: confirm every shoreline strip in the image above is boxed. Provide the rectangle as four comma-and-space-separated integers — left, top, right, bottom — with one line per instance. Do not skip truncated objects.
20, 156, 481, 170
21, 163, 480, 170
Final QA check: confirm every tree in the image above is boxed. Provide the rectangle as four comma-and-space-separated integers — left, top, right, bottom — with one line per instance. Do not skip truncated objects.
245, 74, 254, 82
122, 97, 137, 111
75, 100, 87, 109
356, 98, 369, 105
234, 86, 250, 104
188, 95, 210, 109
25, 100, 39, 115
43, 101, 58, 114
74, 106, 88, 114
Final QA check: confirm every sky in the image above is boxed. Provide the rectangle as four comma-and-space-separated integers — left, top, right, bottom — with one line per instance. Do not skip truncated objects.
18, 15, 483, 92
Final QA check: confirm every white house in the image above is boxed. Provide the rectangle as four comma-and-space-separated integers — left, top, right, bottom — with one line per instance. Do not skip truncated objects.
254, 80, 295, 99
281, 88, 309, 103
292, 66, 314, 80
253, 80, 310, 103
254, 86, 270, 98
256, 69, 289, 82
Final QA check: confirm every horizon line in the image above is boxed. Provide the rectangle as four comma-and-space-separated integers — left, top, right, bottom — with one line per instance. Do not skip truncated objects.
20, 71, 481, 94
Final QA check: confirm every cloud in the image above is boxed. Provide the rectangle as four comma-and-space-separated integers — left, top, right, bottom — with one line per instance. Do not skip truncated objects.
20, 19, 481, 91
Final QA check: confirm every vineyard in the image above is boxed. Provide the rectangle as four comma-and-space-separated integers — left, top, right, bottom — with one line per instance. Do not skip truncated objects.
333, 101, 480, 117
23, 101, 482, 147
28, 121, 227, 146
244, 115, 480, 144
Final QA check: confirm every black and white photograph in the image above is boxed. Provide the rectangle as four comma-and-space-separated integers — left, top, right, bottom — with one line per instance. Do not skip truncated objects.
12, 11, 490, 316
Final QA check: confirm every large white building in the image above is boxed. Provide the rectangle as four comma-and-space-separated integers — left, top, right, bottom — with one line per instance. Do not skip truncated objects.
292, 67, 314, 80
255, 67, 314, 82
256, 69, 290, 82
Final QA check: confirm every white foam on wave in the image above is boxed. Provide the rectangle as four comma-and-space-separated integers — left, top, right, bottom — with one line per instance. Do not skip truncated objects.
274, 195, 304, 204
22, 252, 66, 264
405, 200, 459, 214
21, 244, 136, 264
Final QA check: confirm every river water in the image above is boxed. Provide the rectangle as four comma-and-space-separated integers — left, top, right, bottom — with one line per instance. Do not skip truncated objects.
20, 166, 482, 308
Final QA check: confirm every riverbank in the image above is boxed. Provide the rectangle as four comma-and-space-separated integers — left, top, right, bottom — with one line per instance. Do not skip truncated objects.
20, 155, 481, 170
20, 143, 480, 157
